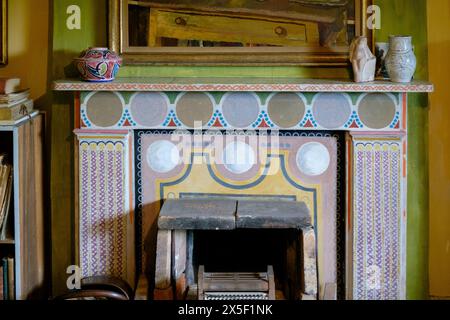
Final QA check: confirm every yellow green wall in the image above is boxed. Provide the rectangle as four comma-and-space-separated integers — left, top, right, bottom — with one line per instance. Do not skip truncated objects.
427, 0, 450, 298
2, 0, 447, 299
374, 0, 430, 299
0, 0, 49, 102
49, 0, 432, 299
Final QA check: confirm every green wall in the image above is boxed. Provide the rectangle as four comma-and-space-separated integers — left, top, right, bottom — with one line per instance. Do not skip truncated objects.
375, 0, 429, 300
50, 0, 107, 295
50, 0, 429, 298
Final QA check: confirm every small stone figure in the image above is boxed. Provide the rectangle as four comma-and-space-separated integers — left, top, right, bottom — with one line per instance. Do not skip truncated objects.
349, 36, 376, 83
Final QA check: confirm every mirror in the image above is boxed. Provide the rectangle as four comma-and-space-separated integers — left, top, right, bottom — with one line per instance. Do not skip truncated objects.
0, 0, 7, 66
110, 0, 373, 65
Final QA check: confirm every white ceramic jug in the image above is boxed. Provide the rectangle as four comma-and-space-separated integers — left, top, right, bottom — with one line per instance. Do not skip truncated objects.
385, 36, 417, 83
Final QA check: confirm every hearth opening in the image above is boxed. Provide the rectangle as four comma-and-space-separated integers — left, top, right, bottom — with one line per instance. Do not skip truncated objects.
154, 198, 317, 300
189, 229, 306, 300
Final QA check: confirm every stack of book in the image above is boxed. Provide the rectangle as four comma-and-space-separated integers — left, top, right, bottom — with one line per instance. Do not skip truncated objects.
0, 153, 13, 241
0, 153, 14, 300
0, 257, 15, 300
0, 78, 34, 122
0, 153, 12, 239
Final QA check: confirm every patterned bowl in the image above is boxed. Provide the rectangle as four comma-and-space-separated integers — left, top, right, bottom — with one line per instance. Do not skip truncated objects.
74, 47, 122, 82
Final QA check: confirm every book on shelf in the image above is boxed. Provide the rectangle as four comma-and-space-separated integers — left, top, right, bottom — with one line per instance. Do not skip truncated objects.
0, 89, 30, 106
0, 99, 34, 121
0, 264, 3, 300
0, 78, 21, 95
0, 155, 13, 241
1, 257, 14, 300
7, 257, 14, 300
0, 173, 13, 241
1, 259, 6, 300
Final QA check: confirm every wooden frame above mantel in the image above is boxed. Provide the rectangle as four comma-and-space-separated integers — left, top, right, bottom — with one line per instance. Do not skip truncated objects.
109, 0, 374, 66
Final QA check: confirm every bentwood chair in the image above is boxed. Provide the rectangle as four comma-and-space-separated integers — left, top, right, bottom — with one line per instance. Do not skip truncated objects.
53, 275, 134, 300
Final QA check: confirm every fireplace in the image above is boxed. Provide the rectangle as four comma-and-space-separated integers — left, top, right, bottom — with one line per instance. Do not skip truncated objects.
54, 78, 433, 300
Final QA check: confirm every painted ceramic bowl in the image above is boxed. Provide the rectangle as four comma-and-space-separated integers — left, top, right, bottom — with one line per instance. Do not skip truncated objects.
74, 47, 122, 82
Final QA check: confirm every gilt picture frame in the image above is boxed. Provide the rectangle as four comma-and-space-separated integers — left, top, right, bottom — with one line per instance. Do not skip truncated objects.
0, 0, 7, 66
109, 0, 373, 66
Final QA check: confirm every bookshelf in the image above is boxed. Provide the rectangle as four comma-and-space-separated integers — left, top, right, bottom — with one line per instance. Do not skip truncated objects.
0, 113, 45, 300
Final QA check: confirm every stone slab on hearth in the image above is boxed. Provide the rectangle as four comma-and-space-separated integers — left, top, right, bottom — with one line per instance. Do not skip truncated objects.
236, 201, 310, 229
158, 199, 237, 230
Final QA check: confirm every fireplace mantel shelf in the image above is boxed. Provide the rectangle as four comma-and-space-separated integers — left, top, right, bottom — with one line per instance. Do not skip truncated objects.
53, 78, 433, 93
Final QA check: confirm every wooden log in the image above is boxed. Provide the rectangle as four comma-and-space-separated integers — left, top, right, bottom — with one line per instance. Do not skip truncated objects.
185, 231, 195, 286
172, 230, 187, 301
236, 201, 310, 229
175, 273, 187, 300
172, 230, 187, 280
322, 282, 337, 300
198, 265, 205, 300
268, 266, 276, 300
301, 227, 318, 297
155, 230, 172, 290
158, 199, 236, 230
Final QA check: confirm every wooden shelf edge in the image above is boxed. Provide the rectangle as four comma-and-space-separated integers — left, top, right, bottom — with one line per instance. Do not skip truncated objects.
0, 239, 15, 245
52, 78, 434, 93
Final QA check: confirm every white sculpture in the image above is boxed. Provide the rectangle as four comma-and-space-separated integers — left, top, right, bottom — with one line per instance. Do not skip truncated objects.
349, 36, 376, 83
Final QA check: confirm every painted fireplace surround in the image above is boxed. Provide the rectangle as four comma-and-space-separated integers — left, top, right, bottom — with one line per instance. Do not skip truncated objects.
54, 78, 433, 300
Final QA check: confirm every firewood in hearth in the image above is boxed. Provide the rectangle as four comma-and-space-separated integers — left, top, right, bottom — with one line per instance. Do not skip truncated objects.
155, 230, 172, 291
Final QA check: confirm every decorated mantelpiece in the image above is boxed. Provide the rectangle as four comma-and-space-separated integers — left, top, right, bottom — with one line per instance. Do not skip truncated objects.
53, 77, 433, 300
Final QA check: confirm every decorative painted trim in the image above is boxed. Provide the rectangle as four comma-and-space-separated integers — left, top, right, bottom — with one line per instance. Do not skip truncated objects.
53, 79, 434, 93
79, 91, 404, 132
76, 132, 135, 286
351, 137, 405, 300
300, 110, 319, 128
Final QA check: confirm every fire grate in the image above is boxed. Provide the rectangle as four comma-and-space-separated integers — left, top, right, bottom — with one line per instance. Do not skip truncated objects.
204, 292, 269, 300
198, 265, 276, 300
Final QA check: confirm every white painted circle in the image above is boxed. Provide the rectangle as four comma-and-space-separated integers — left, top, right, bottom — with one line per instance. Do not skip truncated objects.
147, 140, 180, 173
222, 141, 256, 174
296, 142, 330, 176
